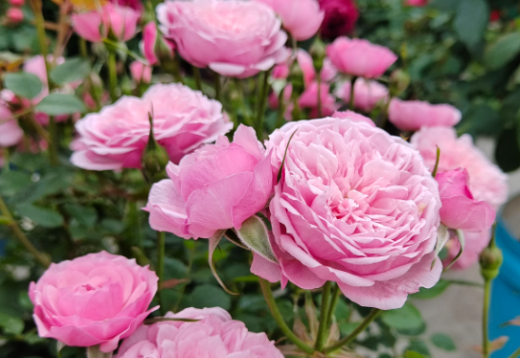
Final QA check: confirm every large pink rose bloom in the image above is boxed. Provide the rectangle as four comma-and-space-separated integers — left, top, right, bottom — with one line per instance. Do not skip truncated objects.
254, 0, 324, 41
145, 125, 272, 240
157, 0, 289, 78
335, 79, 389, 112
72, 3, 140, 42
252, 116, 442, 310
0, 102, 23, 147
116, 307, 284, 358
71, 83, 232, 170
327, 37, 398, 78
29, 251, 158, 353
388, 99, 461, 131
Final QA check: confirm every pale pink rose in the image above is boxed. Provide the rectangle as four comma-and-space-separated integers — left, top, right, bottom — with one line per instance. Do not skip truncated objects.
71, 83, 232, 170
388, 99, 461, 131
327, 37, 398, 78
116, 307, 284, 358
436, 168, 495, 231
0, 102, 23, 147
332, 110, 375, 127
142, 22, 175, 66
29, 251, 158, 353
411, 126, 508, 210
72, 3, 140, 43
7, 7, 24, 23
335, 79, 389, 112
157, 0, 290, 78
272, 64, 290, 79
254, 0, 324, 41
297, 49, 337, 87
145, 125, 272, 240
129, 61, 152, 84
252, 117, 442, 310
298, 82, 336, 117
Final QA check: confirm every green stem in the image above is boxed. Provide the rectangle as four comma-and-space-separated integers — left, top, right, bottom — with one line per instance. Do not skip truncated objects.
172, 242, 196, 312
236, 80, 252, 127
259, 278, 315, 355
255, 71, 270, 135
157, 231, 165, 315
79, 37, 88, 58
317, 73, 323, 118
215, 73, 221, 102
193, 66, 202, 92
349, 76, 358, 111
48, 116, 59, 166
315, 281, 332, 351
508, 347, 520, 358
379, 95, 393, 129
108, 51, 118, 102
323, 308, 381, 354
30, 0, 49, 73
325, 284, 341, 329
482, 279, 491, 358
0, 195, 51, 268
275, 85, 287, 128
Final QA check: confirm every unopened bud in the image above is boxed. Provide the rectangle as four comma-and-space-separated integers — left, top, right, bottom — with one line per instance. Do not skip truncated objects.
141, 113, 169, 182
389, 69, 410, 97
480, 245, 503, 281
155, 36, 176, 64
6, 7, 24, 24
309, 37, 326, 73
9, 0, 24, 6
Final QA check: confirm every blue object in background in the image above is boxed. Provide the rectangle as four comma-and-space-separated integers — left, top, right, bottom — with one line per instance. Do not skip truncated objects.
490, 218, 520, 357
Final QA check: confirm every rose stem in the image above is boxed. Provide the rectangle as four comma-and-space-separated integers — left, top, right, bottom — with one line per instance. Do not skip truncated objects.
259, 278, 315, 355
349, 76, 358, 111
157, 231, 165, 314
255, 71, 270, 136
317, 72, 323, 117
108, 51, 118, 102
193, 66, 203, 92
325, 283, 341, 330
315, 281, 332, 351
0, 195, 51, 268
323, 308, 381, 354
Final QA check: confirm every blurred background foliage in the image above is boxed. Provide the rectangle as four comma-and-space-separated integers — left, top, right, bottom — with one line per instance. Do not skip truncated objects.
0, 0, 519, 357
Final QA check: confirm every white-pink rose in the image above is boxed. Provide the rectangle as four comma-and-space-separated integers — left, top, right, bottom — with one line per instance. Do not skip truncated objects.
157, 0, 289, 78
388, 99, 461, 131
252, 116, 442, 310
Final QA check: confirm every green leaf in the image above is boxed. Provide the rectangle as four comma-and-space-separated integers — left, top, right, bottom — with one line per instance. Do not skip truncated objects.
49, 58, 91, 85
496, 126, 520, 172
87, 346, 112, 358
63, 203, 97, 228
208, 230, 238, 295
0, 171, 32, 197
381, 302, 424, 331
4, 72, 43, 99
0, 312, 24, 334
485, 33, 520, 70
457, 104, 501, 137
236, 215, 278, 263
430, 333, 456, 351
36, 93, 86, 115
453, 0, 489, 47
412, 279, 451, 299
404, 352, 427, 358
406, 340, 431, 357
16, 203, 64, 227
189, 284, 231, 311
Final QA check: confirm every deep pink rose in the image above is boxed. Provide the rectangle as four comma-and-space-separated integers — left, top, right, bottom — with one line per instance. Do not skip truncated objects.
110, 0, 143, 12
10, 0, 24, 6
298, 82, 336, 117
72, 3, 140, 43
318, 0, 359, 40
145, 125, 272, 239
411, 126, 508, 210
327, 37, 398, 78
254, 0, 324, 41
436, 168, 495, 231
388, 99, 461, 131
29, 251, 158, 353
335, 79, 389, 112
296, 49, 337, 87
7, 7, 24, 23
142, 22, 175, 66
130, 61, 152, 84
116, 307, 284, 358
157, 0, 289, 78
252, 116, 442, 310
332, 110, 375, 127
71, 83, 232, 170
406, 0, 428, 6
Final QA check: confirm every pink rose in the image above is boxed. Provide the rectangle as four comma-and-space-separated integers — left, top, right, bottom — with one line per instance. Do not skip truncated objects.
332, 110, 375, 127
71, 83, 232, 170
411, 126, 508, 210
130, 61, 152, 84
298, 82, 336, 117
272, 64, 290, 79
157, 0, 289, 78
254, 0, 324, 41
436, 168, 495, 231
406, 0, 428, 6
72, 3, 140, 43
116, 307, 284, 358
0, 103, 23, 147
142, 22, 175, 66
252, 116, 442, 310
318, 0, 359, 40
327, 37, 398, 78
29, 251, 158, 353
110, 0, 143, 12
388, 99, 461, 131
7, 7, 24, 23
445, 229, 491, 270
9, 0, 24, 6
335, 79, 389, 112
297, 49, 337, 87
145, 125, 272, 239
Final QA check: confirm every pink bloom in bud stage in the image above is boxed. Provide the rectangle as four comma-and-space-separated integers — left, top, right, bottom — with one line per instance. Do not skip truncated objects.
436, 168, 495, 231
157, 0, 290, 78
9, 0, 24, 6
116, 307, 284, 358
252, 116, 442, 310
7, 7, 23, 23
142, 22, 175, 66
297, 49, 337, 87
327, 37, 398, 78
388, 99, 461, 131
335, 79, 389, 112
298, 82, 336, 117
445, 229, 491, 270
72, 3, 140, 43
130, 61, 152, 84
71, 83, 232, 170
254, 0, 324, 41
0, 103, 23, 147
318, 0, 359, 40
29, 251, 158, 353
145, 125, 273, 240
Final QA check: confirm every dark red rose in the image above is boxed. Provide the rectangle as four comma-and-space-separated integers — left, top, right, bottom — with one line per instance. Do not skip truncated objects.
318, 0, 359, 40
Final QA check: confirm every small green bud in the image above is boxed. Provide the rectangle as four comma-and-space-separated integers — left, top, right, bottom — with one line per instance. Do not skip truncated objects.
309, 37, 326, 72
479, 245, 503, 281
141, 113, 169, 182
389, 69, 410, 97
